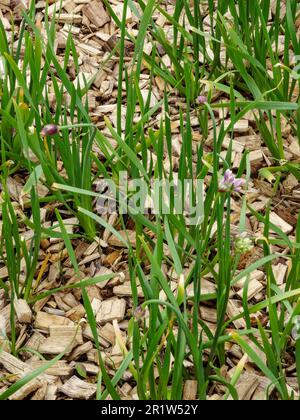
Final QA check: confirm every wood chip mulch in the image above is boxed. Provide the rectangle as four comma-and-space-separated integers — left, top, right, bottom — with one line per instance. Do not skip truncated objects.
0, 0, 299, 400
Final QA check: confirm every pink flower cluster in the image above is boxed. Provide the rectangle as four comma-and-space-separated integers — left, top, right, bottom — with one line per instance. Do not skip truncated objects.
219, 169, 246, 193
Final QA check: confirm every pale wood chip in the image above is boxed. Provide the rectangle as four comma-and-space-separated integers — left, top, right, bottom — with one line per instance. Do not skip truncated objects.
234, 270, 264, 289
273, 263, 288, 286
96, 298, 126, 324
73, 71, 96, 89
113, 282, 144, 298
200, 305, 217, 323
237, 135, 262, 150
93, 267, 114, 288
223, 136, 245, 153
224, 119, 249, 133
226, 300, 246, 329
288, 136, 300, 157
237, 279, 264, 301
14, 299, 32, 323
66, 304, 86, 322
187, 279, 216, 297
23, 331, 46, 357
83, 240, 99, 256
0, 289, 6, 310
28, 360, 74, 377
45, 384, 58, 401
111, 2, 132, 23
39, 325, 83, 355
68, 341, 93, 361
31, 381, 48, 401
227, 371, 260, 400
0, 305, 12, 334
35, 311, 74, 332
81, 362, 99, 376
0, 350, 29, 375
283, 173, 299, 191
6, 176, 23, 202
82, 0, 110, 27
183, 380, 198, 400
120, 382, 133, 398
82, 322, 115, 348
99, 322, 116, 346
54, 13, 82, 24
51, 217, 78, 235
270, 212, 293, 234
249, 150, 264, 164
9, 379, 42, 401
251, 376, 273, 400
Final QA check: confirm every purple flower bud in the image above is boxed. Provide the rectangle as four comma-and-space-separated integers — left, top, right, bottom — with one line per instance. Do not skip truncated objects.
219, 169, 246, 193
197, 95, 207, 105
233, 178, 246, 192
133, 306, 146, 321
41, 124, 59, 137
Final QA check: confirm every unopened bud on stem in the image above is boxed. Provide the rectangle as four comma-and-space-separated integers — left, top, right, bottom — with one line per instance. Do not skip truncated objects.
41, 124, 59, 137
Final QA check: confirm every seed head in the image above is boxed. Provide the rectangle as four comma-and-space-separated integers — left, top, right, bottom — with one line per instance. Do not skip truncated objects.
235, 232, 254, 254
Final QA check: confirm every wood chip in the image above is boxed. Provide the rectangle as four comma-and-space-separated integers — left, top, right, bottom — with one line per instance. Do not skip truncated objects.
96, 298, 126, 324
108, 230, 136, 248
224, 119, 249, 133
55, 13, 82, 24
111, 3, 132, 23
234, 270, 264, 289
14, 299, 32, 323
237, 279, 264, 301
0, 350, 29, 375
35, 311, 74, 332
28, 360, 73, 377
187, 279, 216, 297
227, 371, 260, 400
273, 263, 288, 286
82, 0, 110, 27
0, 289, 6, 310
31, 381, 48, 401
68, 341, 93, 361
200, 305, 217, 323
270, 212, 293, 234
226, 300, 246, 329
249, 150, 264, 164
113, 282, 144, 298
45, 384, 58, 401
23, 332, 46, 357
81, 362, 99, 376
60, 375, 97, 399
39, 325, 83, 355
9, 379, 42, 401
183, 380, 198, 400
0, 305, 12, 334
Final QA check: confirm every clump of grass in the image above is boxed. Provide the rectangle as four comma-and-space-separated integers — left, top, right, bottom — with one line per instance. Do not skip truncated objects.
0, 8, 97, 238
